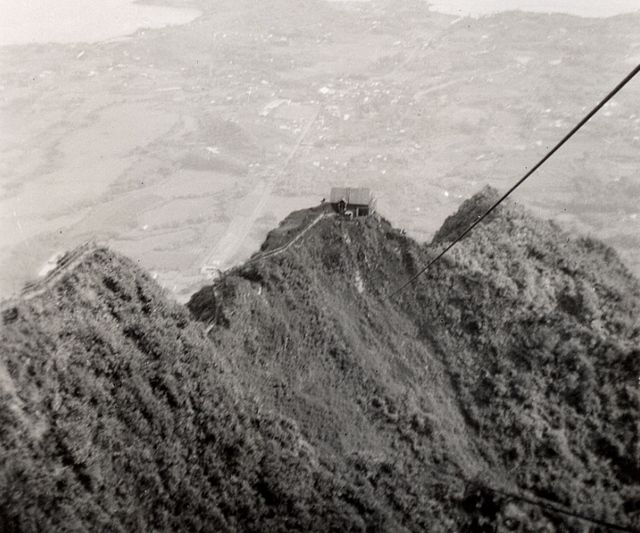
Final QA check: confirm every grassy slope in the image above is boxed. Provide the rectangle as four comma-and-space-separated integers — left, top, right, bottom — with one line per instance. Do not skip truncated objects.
0, 248, 396, 532
190, 189, 639, 530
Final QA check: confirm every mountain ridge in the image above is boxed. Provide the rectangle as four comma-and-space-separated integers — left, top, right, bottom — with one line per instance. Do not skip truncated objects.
2, 188, 639, 531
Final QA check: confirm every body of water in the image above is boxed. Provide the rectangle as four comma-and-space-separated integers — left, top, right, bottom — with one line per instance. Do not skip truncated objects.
0, 0, 201, 46
427, 0, 640, 18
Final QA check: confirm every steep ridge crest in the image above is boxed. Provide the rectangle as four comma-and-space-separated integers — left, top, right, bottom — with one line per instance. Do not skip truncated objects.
190, 189, 639, 530
1, 189, 638, 531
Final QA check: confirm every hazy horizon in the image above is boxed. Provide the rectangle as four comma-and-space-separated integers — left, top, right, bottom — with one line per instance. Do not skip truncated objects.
2, 0, 640, 46
426, 0, 640, 18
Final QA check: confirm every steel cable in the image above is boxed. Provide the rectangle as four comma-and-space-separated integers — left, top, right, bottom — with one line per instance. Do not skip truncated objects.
390, 63, 640, 297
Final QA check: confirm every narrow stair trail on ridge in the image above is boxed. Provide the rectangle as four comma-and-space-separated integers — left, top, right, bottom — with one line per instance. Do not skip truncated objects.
245, 211, 332, 265
8, 242, 98, 304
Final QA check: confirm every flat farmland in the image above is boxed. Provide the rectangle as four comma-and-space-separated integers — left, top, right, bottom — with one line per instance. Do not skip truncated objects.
1, 0, 639, 301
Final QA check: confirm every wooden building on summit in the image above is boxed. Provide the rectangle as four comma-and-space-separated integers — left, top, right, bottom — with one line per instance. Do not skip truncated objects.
329, 187, 375, 217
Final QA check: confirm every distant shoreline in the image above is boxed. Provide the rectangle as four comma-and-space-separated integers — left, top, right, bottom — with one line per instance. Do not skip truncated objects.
425, 0, 640, 19
329, 0, 640, 19
0, 0, 200, 47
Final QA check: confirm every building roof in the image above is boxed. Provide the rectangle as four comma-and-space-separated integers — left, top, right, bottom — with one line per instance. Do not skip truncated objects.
329, 187, 372, 206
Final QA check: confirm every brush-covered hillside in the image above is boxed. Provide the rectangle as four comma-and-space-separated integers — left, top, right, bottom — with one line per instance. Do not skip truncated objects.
2, 188, 639, 532
189, 187, 640, 531
0, 247, 396, 532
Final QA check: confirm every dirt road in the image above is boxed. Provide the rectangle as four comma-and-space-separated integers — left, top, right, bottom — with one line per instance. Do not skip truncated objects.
200, 108, 321, 275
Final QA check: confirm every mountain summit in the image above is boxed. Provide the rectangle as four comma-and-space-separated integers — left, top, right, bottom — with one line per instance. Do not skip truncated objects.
2, 190, 639, 532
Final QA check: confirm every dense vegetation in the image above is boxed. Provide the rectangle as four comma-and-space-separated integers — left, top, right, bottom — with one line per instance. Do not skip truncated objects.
0, 249, 395, 532
2, 188, 638, 531
191, 187, 639, 531
416, 188, 640, 522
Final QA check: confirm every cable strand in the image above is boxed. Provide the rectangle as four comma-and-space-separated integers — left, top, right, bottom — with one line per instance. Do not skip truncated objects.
390, 63, 640, 297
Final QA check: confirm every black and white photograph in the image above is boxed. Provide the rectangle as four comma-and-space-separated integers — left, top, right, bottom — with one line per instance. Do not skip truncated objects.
1, 0, 639, 531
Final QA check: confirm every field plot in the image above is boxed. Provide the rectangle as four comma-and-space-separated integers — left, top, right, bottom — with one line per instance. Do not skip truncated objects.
1, 0, 639, 300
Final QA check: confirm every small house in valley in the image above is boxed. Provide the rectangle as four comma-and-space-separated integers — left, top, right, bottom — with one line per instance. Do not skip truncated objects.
329, 187, 375, 217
